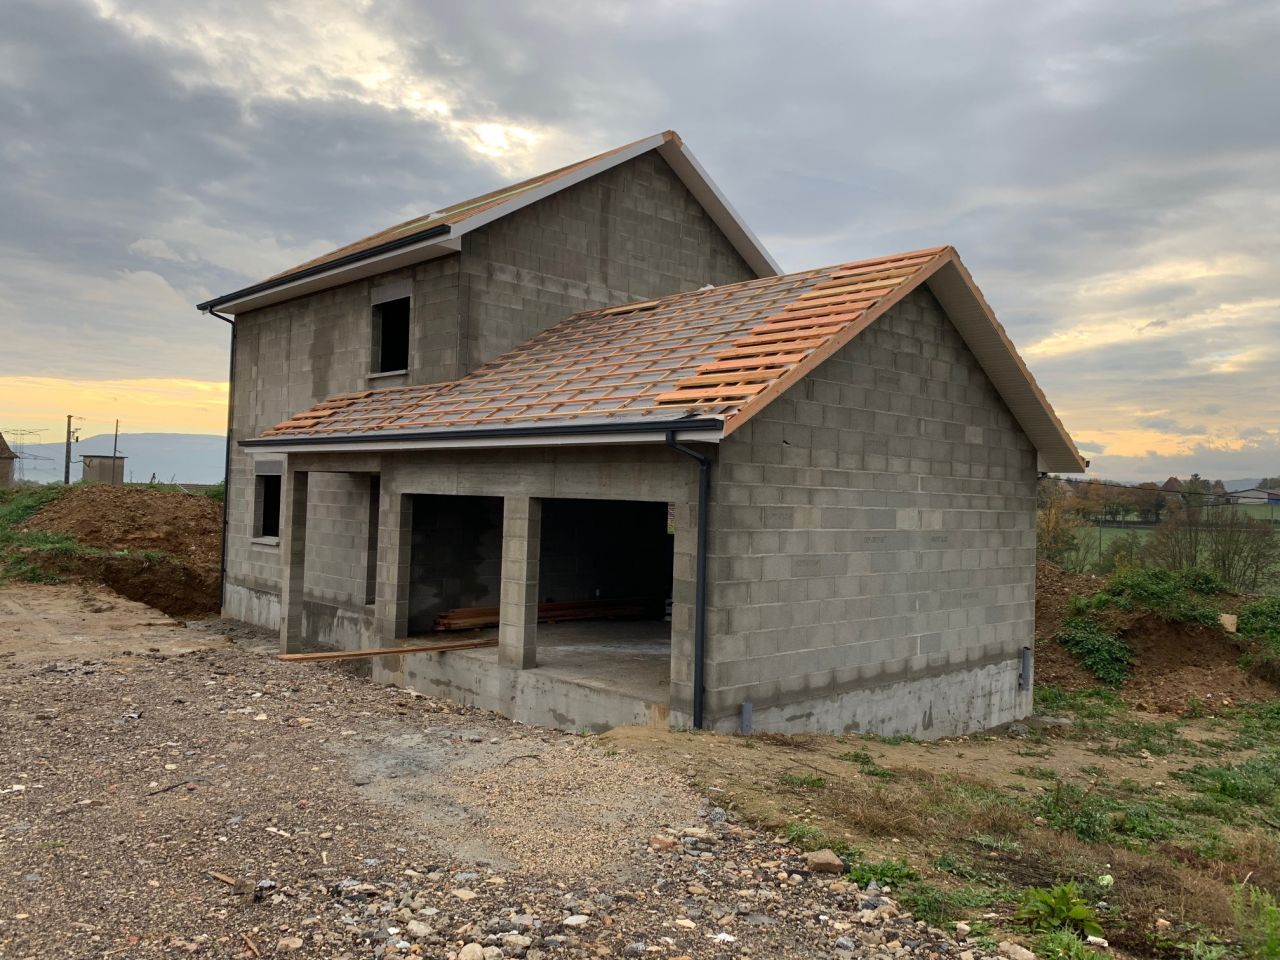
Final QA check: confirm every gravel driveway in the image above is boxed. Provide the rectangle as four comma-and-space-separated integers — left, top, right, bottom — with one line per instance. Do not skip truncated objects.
0, 583, 976, 960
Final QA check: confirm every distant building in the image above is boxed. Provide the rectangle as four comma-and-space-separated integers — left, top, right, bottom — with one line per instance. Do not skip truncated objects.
1161, 476, 1185, 492
81, 454, 125, 485
1229, 487, 1280, 505
0, 433, 15, 488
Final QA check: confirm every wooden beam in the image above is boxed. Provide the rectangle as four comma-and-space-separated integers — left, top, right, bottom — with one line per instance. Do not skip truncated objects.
278, 638, 497, 663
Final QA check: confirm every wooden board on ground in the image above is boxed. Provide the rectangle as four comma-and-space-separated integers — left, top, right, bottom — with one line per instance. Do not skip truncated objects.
278, 638, 497, 663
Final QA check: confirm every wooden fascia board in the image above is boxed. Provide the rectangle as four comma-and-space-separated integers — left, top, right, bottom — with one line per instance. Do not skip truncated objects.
719, 249, 952, 438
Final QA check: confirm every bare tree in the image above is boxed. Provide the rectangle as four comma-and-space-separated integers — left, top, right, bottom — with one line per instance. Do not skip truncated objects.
1203, 516, 1280, 593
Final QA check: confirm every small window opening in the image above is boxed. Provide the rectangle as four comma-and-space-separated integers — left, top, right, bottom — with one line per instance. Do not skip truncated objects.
255, 474, 282, 539
373, 297, 410, 373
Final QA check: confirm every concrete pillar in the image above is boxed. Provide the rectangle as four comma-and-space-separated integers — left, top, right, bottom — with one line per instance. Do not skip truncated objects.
668, 500, 699, 721
374, 485, 412, 644
499, 496, 540, 669
278, 468, 309, 653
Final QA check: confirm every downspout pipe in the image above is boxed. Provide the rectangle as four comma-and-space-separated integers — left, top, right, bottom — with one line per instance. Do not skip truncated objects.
208, 308, 235, 613
665, 431, 711, 730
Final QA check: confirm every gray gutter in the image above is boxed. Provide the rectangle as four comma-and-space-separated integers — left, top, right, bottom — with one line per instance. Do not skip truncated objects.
196, 223, 453, 313
238, 417, 724, 450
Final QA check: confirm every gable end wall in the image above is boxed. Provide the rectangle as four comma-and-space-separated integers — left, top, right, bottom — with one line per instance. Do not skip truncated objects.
704, 285, 1038, 737
459, 150, 757, 372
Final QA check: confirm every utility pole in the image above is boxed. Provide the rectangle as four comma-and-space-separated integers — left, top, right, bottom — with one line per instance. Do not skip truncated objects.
111, 419, 120, 485
64, 415, 72, 485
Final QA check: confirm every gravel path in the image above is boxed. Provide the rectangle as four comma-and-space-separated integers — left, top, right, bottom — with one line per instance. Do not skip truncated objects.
0, 584, 983, 960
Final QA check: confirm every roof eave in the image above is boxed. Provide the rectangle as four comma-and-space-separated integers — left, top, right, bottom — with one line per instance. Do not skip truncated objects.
197, 230, 459, 316
240, 417, 725, 455
198, 130, 779, 317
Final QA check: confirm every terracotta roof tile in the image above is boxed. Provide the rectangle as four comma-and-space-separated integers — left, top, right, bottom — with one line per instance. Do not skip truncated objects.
259, 247, 949, 441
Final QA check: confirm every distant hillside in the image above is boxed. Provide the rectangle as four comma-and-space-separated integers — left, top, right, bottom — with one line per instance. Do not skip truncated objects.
1226, 478, 1264, 492
8, 433, 226, 485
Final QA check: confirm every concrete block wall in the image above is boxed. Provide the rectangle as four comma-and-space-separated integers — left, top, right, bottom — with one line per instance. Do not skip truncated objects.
460, 151, 757, 371
706, 285, 1039, 737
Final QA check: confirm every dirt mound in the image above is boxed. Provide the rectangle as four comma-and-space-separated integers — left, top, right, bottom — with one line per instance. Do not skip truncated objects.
1034, 561, 1280, 712
24, 485, 221, 567
22, 485, 222, 617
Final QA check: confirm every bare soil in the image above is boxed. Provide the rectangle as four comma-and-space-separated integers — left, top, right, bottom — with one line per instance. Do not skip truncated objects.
22, 485, 222, 567
1034, 561, 1280, 712
19, 485, 222, 617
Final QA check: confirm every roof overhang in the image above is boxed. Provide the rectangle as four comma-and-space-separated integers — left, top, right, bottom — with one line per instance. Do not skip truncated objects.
198, 132, 779, 317
923, 255, 1087, 474
239, 418, 724, 456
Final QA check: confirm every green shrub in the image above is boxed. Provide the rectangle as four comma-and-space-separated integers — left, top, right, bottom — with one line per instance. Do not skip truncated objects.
1057, 616, 1132, 686
1015, 882, 1104, 939
1234, 886, 1280, 960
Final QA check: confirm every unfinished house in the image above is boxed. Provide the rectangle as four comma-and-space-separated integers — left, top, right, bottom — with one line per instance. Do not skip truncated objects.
200, 132, 1085, 737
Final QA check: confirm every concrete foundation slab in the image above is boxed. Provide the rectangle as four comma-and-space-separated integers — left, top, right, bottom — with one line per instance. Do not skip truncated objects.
372, 619, 674, 732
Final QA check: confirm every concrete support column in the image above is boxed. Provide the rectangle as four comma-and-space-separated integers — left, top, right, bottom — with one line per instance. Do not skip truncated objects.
499, 496, 540, 669
374, 485, 412, 645
278, 468, 309, 653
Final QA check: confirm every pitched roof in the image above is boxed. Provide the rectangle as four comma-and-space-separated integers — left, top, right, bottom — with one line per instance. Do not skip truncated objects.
198, 131, 778, 315
249, 246, 1085, 472
0, 433, 15, 460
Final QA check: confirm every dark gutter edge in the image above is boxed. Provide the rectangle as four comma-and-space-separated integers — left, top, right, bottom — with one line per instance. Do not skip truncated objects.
238, 417, 724, 449
666, 431, 711, 731
196, 223, 453, 312
210, 308, 235, 614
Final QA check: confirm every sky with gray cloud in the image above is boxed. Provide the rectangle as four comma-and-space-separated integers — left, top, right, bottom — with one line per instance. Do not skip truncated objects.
2, 0, 1277, 480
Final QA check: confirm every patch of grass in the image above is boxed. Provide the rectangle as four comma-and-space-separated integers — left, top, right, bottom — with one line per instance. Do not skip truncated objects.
1035, 930, 1099, 960
899, 882, 1002, 926
780, 772, 826, 789
1240, 598, 1280, 645
932, 852, 1003, 885
1058, 615, 1132, 686
783, 821, 823, 848
1036, 782, 1115, 843
847, 856, 917, 887
0, 485, 74, 582
838, 749, 897, 779
1234, 886, 1280, 960
1034, 686, 1125, 720
200, 481, 226, 504
1177, 755, 1280, 810
1074, 567, 1223, 626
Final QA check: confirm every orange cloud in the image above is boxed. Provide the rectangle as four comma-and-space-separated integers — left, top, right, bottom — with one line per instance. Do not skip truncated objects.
0, 377, 227, 439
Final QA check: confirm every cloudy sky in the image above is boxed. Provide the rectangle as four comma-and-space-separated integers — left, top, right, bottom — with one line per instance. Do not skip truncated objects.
2, 0, 1277, 481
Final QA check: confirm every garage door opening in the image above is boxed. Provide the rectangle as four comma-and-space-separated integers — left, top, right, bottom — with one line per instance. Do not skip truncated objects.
533, 497, 674, 702
407, 494, 503, 636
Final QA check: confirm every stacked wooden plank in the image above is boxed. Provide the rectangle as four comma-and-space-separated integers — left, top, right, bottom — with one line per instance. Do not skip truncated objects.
433, 597, 656, 631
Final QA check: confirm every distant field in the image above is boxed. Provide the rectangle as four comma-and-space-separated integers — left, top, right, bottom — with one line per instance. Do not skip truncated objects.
1071, 517, 1280, 595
